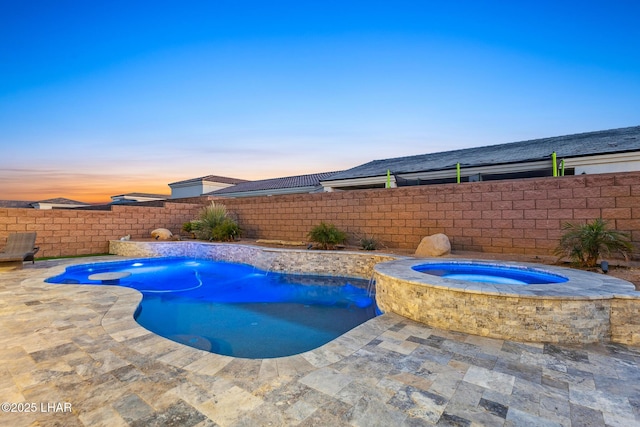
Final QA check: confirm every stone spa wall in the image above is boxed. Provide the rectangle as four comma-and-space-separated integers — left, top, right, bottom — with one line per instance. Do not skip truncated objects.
374, 258, 640, 346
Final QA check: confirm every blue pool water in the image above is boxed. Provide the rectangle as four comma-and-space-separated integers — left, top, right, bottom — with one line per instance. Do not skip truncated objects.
46, 257, 378, 358
412, 262, 568, 285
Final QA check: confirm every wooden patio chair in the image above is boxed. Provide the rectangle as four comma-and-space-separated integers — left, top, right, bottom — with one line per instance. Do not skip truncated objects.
0, 232, 39, 269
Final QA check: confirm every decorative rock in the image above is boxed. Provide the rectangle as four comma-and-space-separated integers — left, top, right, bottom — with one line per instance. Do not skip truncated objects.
151, 228, 173, 240
415, 233, 451, 257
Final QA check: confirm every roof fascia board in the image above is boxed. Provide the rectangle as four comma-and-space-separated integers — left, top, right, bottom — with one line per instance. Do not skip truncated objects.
31, 203, 90, 209
216, 186, 320, 198
399, 160, 551, 180
169, 181, 203, 189
563, 152, 640, 167
321, 176, 393, 188
324, 161, 551, 187
124, 196, 164, 201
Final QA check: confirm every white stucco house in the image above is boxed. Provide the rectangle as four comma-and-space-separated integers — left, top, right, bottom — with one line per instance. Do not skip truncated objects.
168, 175, 249, 199
321, 126, 640, 191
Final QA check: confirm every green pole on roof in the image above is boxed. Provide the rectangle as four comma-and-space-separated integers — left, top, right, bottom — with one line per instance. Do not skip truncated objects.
456, 162, 461, 183
386, 169, 391, 188
552, 152, 558, 177
560, 159, 565, 176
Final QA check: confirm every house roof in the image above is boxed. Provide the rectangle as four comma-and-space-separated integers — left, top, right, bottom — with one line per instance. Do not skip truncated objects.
0, 200, 34, 208
112, 193, 169, 199
323, 126, 640, 181
35, 198, 89, 205
0, 198, 90, 208
207, 171, 343, 196
168, 175, 249, 186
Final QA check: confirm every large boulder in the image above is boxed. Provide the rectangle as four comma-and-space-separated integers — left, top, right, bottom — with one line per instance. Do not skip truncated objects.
151, 228, 173, 240
415, 233, 451, 257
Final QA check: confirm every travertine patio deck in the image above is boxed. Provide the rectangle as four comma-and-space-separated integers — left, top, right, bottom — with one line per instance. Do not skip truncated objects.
1, 258, 639, 426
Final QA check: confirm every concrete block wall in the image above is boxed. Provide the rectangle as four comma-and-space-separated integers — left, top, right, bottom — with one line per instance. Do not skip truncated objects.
0, 201, 206, 258
219, 172, 640, 255
2, 171, 639, 258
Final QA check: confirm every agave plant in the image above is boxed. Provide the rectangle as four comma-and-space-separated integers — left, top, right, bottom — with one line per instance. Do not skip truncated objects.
554, 218, 634, 268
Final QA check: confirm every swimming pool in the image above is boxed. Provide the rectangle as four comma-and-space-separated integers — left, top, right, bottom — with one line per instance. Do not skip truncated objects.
46, 257, 378, 358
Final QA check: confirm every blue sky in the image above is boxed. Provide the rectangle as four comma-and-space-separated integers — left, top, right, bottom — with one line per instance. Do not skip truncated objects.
1, 1, 639, 202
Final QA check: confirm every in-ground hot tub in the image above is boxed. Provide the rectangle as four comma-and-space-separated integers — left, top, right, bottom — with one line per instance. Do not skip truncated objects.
374, 258, 640, 344
412, 262, 569, 285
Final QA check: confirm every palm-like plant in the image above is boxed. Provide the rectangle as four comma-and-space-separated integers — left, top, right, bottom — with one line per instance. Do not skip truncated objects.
554, 218, 634, 268
193, 202, 240, 241
308, 222, 347, 250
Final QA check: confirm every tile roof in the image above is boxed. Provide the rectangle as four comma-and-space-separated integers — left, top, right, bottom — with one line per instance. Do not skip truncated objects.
36, 198, 89, 205
207, 171, 343, 195
0, 200, 34, 208
323, 125, 640, 181
0, 198, 89, 208
112, 193, 169, 199
169, 175, 249, 186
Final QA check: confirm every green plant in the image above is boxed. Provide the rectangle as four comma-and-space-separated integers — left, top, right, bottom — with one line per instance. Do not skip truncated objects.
182, 221, 197, 233
358, 234, 380, 251
554, 218, 634, 268
192, 202, 240, 241
211, 218, 242, 242
307, 222, 347, 250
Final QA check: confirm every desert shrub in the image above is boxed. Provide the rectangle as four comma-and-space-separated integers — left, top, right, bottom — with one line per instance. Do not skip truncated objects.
308, 222, 347, 250
358, 234, 380, 251
211, 218, 242, 242
181, 221, 198, 238
554, 218, 633, 268
182, 221, 200, 233
193, 202, 240, 241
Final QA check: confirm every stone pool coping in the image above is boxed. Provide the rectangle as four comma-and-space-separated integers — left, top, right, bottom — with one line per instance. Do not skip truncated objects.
374, 258, 639, 299
374, 258, 640, 345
